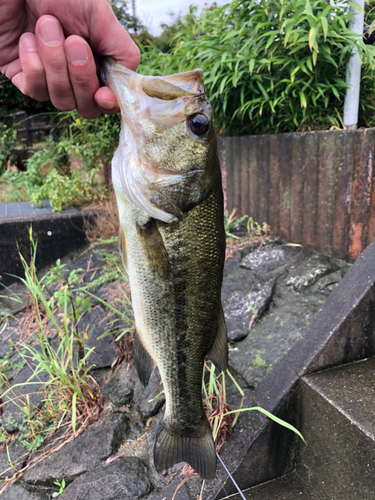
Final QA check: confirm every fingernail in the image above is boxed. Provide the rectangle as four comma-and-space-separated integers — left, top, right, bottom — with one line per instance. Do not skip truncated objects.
39, 18, 64, 46
99, 100, 116, 110
65, 42, 89, 65
20, 33, 37, 52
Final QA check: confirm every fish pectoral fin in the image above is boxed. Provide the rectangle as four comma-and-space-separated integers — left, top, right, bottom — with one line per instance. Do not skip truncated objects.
136, 219, 170, 281
119, 227, 128, 274
134, 329, 155, 387
207, 304, 228, 374
154, 422, 216, 479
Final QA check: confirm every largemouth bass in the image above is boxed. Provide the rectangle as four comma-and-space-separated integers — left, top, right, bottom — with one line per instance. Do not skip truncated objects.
102, 57, 228, 479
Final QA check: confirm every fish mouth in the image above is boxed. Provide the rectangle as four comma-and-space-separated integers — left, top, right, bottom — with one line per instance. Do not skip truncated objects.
101, 57, 205, 103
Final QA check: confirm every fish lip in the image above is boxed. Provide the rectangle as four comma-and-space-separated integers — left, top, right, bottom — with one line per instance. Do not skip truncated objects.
100, 56, 135, 89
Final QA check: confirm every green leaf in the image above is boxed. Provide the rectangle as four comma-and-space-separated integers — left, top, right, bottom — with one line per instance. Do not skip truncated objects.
321, 16, 328, 41
312, 49, 318, 66
72, 393, 77, 431
256, 81, 269, 100
309, 27, 317, 52
222, 406, 306, 444
299, 91, 307, 108
305, 0, 314, 18
249, 58, 255, 75
350, 1, 364, 13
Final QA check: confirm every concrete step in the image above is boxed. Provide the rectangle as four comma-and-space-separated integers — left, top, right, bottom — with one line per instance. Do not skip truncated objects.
298, 357, 375, 500
221, 471, 321, 499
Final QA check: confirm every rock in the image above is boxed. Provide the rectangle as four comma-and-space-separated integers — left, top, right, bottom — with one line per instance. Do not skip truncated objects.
23, 412, 129, 486
223, 252, 242, 278
228, 293, 328, 387
48, 305, 117, 371
2, 364, 49, 433
103, 363, 137, 406
152, 477, 190, 500
241, 244, 301, 273
0, 440, 28, 479
70, 247, 109, 291
285, 253, 340, 292
77, 306, 117, 370
59, 456, 152, 500
0, 318, 21, 359
0, 483, 50, 500
0, 281, 29, 316
40, 254, 76, 296
134, 368, 165, 419
104, 363, 165, 420
309, 266, 350, 294
222, 268, 275, 342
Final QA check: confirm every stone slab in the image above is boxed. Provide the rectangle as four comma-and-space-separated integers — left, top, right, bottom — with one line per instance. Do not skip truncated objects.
226, 471, 320, 499
299, 359, 375, 499
23, 412, 129, 486
0, 483, 50, 500
209, 239, 375, 499
60, 456, 153, 500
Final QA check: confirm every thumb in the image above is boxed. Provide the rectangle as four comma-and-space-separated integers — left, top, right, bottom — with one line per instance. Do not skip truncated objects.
87, 1, 140, 71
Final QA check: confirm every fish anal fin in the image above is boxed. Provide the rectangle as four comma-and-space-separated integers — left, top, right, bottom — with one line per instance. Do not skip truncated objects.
154, 422, 216, 479
136, 219, 170, 280
207, 304, 228, 374
134, 329, 155, 387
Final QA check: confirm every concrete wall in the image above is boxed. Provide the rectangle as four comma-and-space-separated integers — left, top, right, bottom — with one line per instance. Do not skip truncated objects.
219, 128, 375, 261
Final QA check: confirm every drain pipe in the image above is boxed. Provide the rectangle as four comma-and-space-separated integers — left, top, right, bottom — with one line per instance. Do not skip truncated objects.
343, 0, 365, 130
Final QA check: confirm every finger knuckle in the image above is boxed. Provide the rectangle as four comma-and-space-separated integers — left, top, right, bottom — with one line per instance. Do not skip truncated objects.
72, 73, 94, 89
51, 99, 76, 112
127, 45, 141, 70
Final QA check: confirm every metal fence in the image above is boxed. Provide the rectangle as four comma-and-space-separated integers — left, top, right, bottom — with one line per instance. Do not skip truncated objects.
218, 128, 375, 261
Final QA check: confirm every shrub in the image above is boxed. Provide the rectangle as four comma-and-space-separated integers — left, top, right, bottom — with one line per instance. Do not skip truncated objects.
138, 0, 375, 134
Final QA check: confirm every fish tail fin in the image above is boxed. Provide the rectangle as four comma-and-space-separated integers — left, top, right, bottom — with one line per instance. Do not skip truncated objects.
154, 422, 216, 479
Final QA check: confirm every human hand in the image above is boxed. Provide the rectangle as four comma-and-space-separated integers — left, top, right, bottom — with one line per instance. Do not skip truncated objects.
0, 0, 140, 119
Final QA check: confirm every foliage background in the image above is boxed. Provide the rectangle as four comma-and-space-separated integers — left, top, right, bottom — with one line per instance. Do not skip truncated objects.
138, 0, 375, 135
2, 0, 375, 207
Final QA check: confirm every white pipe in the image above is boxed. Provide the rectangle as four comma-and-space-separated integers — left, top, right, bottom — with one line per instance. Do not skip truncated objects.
343, 0, 365, 130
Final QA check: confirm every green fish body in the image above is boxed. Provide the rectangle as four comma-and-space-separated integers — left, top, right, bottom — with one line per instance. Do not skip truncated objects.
103, 58, 228, 479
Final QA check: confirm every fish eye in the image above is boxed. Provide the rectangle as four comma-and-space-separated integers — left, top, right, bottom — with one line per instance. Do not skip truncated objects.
187, 114, 209, 136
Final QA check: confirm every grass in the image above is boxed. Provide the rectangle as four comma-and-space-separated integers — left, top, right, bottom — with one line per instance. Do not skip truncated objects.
0, 222, 303, 497
0, 231, 107, 494
225, 208, 271, 242
0, 174, 30, 204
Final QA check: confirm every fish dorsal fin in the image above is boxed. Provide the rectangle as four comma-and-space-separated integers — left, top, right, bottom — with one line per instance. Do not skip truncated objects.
134, 329, 155, 387
141, 77, 194, 100
207, 304, 228, 374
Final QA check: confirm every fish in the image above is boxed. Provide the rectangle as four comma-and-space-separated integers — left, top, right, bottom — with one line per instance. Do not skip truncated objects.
102, 57, 228, 479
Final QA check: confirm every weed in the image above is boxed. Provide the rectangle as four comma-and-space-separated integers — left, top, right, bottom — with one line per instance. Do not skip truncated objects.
52, 479, 66, 497
0, 231, 105, 493
225, 209, 270, 241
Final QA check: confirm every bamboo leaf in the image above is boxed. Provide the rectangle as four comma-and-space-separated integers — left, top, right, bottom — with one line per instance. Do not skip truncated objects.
299, 91, 307, 108
309, 27, 316, 52
350, 1, 364, 13
321, 16, 328, 41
